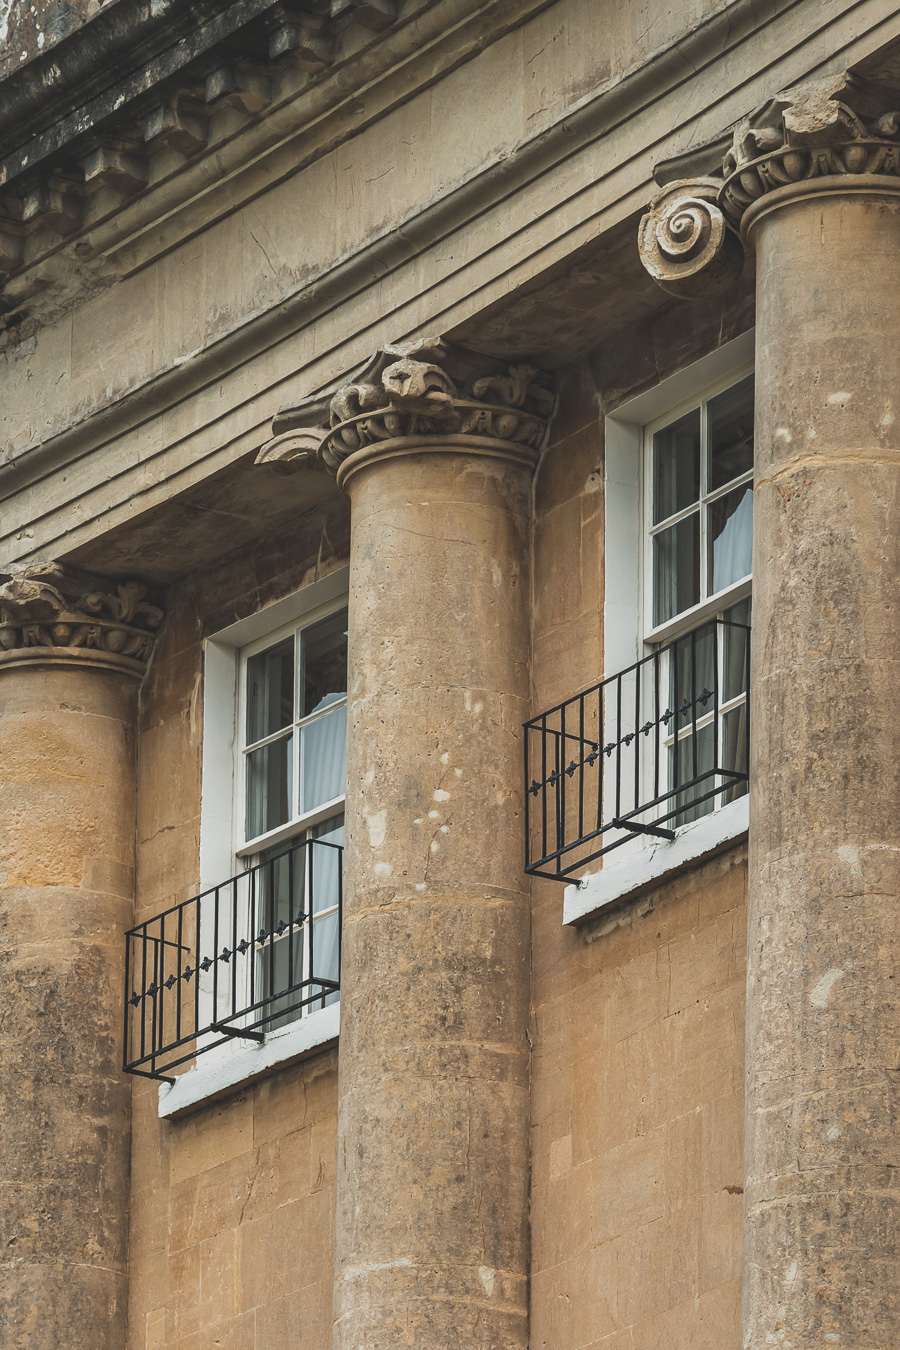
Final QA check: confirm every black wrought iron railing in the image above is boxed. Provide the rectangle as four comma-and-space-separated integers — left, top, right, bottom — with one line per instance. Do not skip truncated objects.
524, 618, 750, 882
123, 836, 342, 1082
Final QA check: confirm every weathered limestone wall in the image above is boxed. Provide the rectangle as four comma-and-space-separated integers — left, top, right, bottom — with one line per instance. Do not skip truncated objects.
0, 663, 137, 1350
528, 303, 753, 1348
126, 509, 349, 1350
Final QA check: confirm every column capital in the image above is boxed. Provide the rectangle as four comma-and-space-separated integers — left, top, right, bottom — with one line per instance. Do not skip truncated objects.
256, 337, 555, 489
0, 562, 165, 679
638, 72, 900, 297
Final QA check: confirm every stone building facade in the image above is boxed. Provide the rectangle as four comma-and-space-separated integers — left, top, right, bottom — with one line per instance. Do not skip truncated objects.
0, 1, 897, 1348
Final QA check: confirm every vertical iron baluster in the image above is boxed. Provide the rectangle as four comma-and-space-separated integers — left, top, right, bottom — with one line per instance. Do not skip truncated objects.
633, 664, 640, 813
212, 884, 219, 1032
267, 856, 275, 1015
524, 721, 531, 872
690, 627, 698, 784
139, 921, 149, 1065
149, 928, 160, 1077
176, 905, 183, 1046
540, 712, 548, 868
231, 875, 238, 1023
288, 844, 295, 994
745, 620, 752, 783
713, 620, 721, 800
559, 702, 567, 858
577, 694, 585, 845
653, 647, 661, 802
596, 682, 604, 833
193, 896, 201, 1038
308, 841, 316, 1010
122, 929, 132, 1073
158, 912, 166, 1061
249, 862, 257, 1015
615, 674, 623, 821
337, 843, 343, 996
672, 638, 680, 793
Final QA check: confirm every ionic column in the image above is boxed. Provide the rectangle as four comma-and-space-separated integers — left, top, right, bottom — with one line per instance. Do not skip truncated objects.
260, 342, 553, 1348
640, 76, 900, 1348
0, 564, 163, 1350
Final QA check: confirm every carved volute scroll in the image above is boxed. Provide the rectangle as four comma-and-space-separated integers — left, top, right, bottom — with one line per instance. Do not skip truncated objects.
256, 337, 556, 483
0, 562, 165, 678
638, 73, 900, 297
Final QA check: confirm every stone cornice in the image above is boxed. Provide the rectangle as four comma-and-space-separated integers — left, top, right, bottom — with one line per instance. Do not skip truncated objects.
0, 562, 164, 678
0, 0, 551, 337
638, 72, 900, 298
257, 338, 555, 485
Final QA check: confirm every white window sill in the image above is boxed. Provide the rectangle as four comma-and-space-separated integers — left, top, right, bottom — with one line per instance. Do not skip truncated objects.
157, 1002, 340, 1120
563, 797, 749, 926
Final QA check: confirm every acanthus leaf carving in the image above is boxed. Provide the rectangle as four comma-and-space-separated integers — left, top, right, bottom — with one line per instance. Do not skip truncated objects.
256, 337, 556, 480
0, 562, 165, 676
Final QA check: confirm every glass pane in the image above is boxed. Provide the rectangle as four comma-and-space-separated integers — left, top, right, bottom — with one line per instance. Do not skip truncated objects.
310, 816, 344, 915
246, 638, 294, 745
300, 705, 347, 814
257, 930, 305, 1031
256, 840, 306, 933
708, 483, 753, 595
669, 721, 715, 827
723, 597, 751, 704
708, 375, 754, 491
668, 623, 715, 732
721, 704, 749, 804
653, 514, 700, 626
310, 910, 340, 1010
301, 609, 348, 719
245, 734, 292, 839
653, 408, 701, 523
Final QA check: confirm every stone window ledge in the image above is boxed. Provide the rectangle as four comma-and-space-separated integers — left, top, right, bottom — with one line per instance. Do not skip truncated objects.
157, 1003, 339, 1120
563, 797, 749, 926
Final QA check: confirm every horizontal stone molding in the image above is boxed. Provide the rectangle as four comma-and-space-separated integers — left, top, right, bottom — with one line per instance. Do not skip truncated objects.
638, 71, 900, 297
257, 337, 554, 484
0, 562, 164, 679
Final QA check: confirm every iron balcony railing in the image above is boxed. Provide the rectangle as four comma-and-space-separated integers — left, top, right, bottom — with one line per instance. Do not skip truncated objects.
524, 617, 750, 882
124, 836, 342, 1082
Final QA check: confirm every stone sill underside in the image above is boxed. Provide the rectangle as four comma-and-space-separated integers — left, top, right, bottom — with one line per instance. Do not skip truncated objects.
563, 797, 749, 926
157, 1001, 339, 1119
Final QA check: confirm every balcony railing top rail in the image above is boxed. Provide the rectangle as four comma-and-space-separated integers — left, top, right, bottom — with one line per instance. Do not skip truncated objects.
524, 617, 750, 882
123, 836, 342, 1083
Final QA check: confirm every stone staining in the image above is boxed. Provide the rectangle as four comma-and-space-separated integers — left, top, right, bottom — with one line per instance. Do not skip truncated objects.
260, 337, 553, 1348
257, 336, 556, 481
638, 69, 900, 1350
637, 74, 900, 297
0, 561, 164, 677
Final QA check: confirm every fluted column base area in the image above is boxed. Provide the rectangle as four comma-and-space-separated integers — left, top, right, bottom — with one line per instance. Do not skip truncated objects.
0, 662, 138, 1350
333, 443, 533, 1349
746, 187, 900, 1347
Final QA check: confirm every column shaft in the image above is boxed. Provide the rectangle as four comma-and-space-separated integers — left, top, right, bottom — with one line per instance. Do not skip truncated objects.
746, 188, 900, 1346
0, 664, 137, 1350
333, 445, 532, 1348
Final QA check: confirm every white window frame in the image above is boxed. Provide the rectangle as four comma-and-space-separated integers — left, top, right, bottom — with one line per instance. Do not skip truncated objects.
563, 333, 753, 924
236, 598, 348, 860
642, 370, 754, 649
157, 566, 349, 1116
